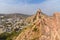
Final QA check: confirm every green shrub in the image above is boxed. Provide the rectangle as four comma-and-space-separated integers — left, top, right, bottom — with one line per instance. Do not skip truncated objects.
0, 29, 22, 40
33, 27, 38, 32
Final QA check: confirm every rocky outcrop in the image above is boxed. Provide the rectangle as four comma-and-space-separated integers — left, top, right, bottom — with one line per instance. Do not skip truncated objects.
15, 9, 60, 40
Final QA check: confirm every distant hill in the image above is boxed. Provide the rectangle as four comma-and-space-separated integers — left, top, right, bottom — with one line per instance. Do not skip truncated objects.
0, 13, 31, 18
0, 13, 31, 40
0, 13, 31, 34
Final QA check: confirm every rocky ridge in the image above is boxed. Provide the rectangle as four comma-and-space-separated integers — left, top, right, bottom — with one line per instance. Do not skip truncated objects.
15, 9, 60, 40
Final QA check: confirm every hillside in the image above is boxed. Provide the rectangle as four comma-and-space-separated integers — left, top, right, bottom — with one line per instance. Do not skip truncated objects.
0, 13, 31, 40
0, 13, 30, 33
15, 9, 60, 40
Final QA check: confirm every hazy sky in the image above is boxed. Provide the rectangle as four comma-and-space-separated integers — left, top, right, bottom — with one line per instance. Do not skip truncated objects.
0, 0, 60, 15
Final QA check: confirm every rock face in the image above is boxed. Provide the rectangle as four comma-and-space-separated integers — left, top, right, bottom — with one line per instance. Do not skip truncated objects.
15, 9, 60, 40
